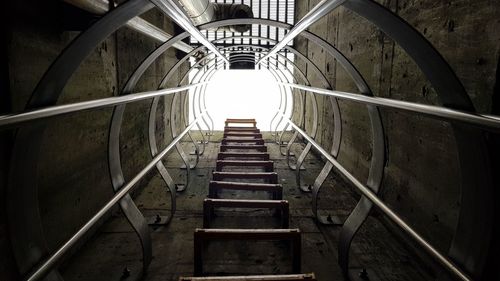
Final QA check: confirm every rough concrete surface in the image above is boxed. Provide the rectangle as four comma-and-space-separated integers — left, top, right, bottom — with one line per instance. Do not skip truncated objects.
295, 0, 500, 266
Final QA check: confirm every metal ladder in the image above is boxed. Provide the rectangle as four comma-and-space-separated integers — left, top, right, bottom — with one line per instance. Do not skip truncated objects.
181, 119, 315, 281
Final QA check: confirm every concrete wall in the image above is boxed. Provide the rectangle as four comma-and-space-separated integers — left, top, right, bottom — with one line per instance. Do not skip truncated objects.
1, 1, 187, 278
294, 0, 499, 272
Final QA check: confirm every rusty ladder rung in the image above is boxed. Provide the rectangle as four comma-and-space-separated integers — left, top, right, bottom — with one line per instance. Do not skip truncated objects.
222, 138, 265, 145
224, 132, 263, 138
224, 126, 260, 132
194, 228, 301, 276
208, 180, 282, 200
180, 273, 316, 281
212, 171, 278, 183
203, 198, 289, 228
216, 160, 274, 172
225, 118, 257, 127
220, 145, 268, 152
218, 152, 270, 160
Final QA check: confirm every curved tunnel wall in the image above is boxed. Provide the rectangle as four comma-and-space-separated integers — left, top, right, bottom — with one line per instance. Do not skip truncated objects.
1, 0, 500, 280
1, 3, 189, 279
294, 0, 499, 264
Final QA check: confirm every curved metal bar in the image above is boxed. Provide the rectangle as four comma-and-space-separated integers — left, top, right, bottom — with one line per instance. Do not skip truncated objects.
225, 18, 383, 279
6, 1, 154, 280
181, 86, 205, 156
174, 67, 205, 156
243, 26, 383, 280
267, 67, 297, 151
197, 68, 217, 134
169, 89, 199, 178
201, 19, 381, 279
10, 13, 488, 281
170, 59, 217, 172
10, 15, 378, 280
150, 14, 474, 280
186, 59, 216, 139
269, 84, 283, 134
252, 53, 318, 178
223, 53, 308, 173
151, 46, 210, 157
189, 72, 209, 150
144, 35, 196, 193
200, 83, 215, 133
311, 92, 348, 225
108, 27, 191, 275
273, 84, 290, 142
280, 47, 342, 193
167, 40, 309, 143
9, 2, 156, 280
222, 43, 322, 174
243, 52, 299, 144
139, 30, 318, 158
192, 55, 296, 141
27, 112, 205, 281
337, 2, 489, 280
284, 114, 470, 281
222, 47, 300, 145
147, 96, 177, 224
186, 57, 218, 135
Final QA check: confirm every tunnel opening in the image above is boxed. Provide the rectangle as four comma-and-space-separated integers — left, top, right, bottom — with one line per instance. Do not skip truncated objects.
1, 1, 499, 281
189, 68, 293, 131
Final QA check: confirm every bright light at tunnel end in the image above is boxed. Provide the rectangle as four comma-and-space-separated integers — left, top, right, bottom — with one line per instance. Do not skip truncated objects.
189, 69, 292, 131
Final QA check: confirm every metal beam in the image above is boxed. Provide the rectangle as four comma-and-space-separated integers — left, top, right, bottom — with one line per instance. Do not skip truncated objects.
0, 84, 203, 129
283, 82, 500, 131
257, 0, 346, 64
282, 116, 472, 281
64, 0, 193, 53
151, 0, 229, 63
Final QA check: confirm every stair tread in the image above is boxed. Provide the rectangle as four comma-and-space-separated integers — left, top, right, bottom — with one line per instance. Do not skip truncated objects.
195, 228, 300, 233
210, 180, 281, 187
179, 273, 316, 281
213, 171, 277, 175
204, 198, 287, 204
220, 145, 266, 147
217, 160, 273, 163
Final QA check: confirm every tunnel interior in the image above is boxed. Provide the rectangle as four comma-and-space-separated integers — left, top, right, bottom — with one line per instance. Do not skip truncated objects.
1, 1, 500, 281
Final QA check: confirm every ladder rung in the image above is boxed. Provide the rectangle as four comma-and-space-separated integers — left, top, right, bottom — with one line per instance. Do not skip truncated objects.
194, 228, 301, 276
224, 132, 263, 138
216, 160, 274, 172
220, 145, 267, 152
203, 199, 289, 228
218, 152, 270, 160
212, 171, 278, 183
224, 126, 260, 132
209, 181, 282, 199
225, 118, 256, 122
225, 119, 257, 127
222, 138, 265, 145
180, 273, 316, 281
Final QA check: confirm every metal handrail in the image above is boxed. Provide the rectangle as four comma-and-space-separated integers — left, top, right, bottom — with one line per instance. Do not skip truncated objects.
25, 110, 208, 281
64, 0, 193, 53
151, 0, 228, 63
0, 83, 204, 129
258, 0, 346, 64
279, 114, 471, 281
283, 82, 500, 132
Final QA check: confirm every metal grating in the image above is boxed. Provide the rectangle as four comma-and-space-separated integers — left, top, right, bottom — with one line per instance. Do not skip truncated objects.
189, 0, 296, 70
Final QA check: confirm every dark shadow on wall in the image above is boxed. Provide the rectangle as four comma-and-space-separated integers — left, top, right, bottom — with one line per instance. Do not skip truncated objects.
483, 49, 500, 281
0, 1, 19, 280
0, 1, 19, 279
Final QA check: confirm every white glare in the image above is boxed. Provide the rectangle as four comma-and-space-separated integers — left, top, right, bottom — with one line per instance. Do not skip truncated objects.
189, 69, 292, 131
